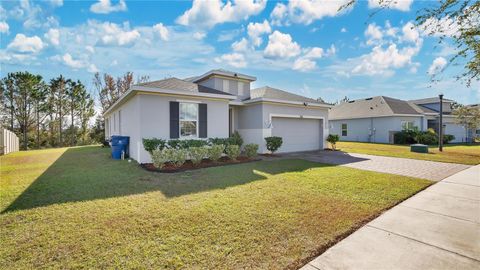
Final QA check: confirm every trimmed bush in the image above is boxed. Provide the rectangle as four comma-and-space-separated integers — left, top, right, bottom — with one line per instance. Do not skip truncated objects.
417, 132, 438, 145
244, 143, 258, 158
443, 134, 455, 144
189, 146, 209, 165
143, 138, 166, 153
229, 131, 243, 147
164, 148, 186, 167
208, 137, 230, 146
326, 134, 340, 150
265, 136, 283, 154
226, 145, 241, 160
151, 149, 168, 169
168, 139, 207, 149
208, 144, 224, 161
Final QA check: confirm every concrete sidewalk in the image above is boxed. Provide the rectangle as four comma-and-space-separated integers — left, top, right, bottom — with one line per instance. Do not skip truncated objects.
301, 165, 480, 270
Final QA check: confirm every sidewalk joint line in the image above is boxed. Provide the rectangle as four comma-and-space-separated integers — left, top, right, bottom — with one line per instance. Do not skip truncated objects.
398, 205, 479, 224
441, 181, 480, 188
422, 190, 480, 202
366, 225, 480, 263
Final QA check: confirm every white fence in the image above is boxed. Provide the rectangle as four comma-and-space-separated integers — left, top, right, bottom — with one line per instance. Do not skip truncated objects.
0, 129, 19, 155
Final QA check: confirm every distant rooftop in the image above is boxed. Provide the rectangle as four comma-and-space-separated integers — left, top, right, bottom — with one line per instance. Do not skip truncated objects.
249, 86, 328, 105
409, 97, 454, 104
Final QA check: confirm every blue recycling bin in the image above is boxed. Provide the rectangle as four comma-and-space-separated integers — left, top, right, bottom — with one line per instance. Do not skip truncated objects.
110, 136, 129, 159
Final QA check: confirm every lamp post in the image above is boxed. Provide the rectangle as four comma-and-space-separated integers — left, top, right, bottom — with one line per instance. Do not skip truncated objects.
439, 93, 443, 152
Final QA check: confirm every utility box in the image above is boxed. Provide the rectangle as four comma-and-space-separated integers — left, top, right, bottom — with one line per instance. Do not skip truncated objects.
411, 144, 428, 153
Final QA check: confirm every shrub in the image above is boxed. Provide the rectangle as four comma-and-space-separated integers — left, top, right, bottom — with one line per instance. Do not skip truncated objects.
244, 143, 258, 158
326, 134, 340, 150
171, 149, 187, 167
208, 137, 229, 146
265, 136, 283, 154
188, 146, 209, 165
417, 132, 438, 145
151, 149, 168, 169
168, 139, 207, 149
225, 145, 241, 160
394, 130, 418, 144
443, 134, 455, 144
142, 138, 166, 153
229, 131, 243, 147
208, 144, 224, 161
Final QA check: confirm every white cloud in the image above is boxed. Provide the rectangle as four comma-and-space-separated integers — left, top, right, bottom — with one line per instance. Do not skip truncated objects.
247, 20, 271, 47
7, 33, 44, 53
368, 0, 413, 11
88, 64, 99, 73
341, 27, 347, 33
214, 53, 247, 68
44, 28, 60, 46
304, 47, 324, 59
326, 44, 337, 56
0, 21, 9, 33
153, 23, 169, 41
420, 17, 461, 38
428, 57, 447, 75
293, 58, 316, 71
270, 3, 288, 26
385, 21, 398, 37
352, 43, 421, 76
193, 32, 206, 40
50, 0, 63, 7
62, 53, 84, 69
85, 45, 95, 54
270, 0, 350, 25
401, 21, 420, 43
176, 0, 267, 28
264, 30, 301, 59
232, 38, 249, 52
365, 23, 383, 45
98, 22, 140, 46
90, 0, 127, 14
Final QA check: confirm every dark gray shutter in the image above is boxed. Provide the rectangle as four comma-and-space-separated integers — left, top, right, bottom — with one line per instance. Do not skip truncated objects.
199, 103, 207, 138
170, 101, 179, 139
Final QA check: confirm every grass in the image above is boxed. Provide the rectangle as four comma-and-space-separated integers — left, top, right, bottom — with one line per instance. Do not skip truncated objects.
335, 141, 480, 165
0, 146, 431, 269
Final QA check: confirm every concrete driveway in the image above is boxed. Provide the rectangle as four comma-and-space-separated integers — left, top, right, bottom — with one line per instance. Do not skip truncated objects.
283, 150, 470, 181
301, 164, 480, 270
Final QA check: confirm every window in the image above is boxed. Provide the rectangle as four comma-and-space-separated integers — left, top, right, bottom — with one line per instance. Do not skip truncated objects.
180, 103, 198, 138
401, 121, 415, 130
341, 123, 348, 136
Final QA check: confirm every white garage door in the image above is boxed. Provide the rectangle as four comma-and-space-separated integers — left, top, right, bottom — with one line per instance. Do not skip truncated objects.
272, 117, 322, 153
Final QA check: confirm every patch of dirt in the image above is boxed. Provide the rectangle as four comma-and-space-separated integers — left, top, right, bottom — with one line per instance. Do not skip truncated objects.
259, 153, 281, 158
141, 157, 260, 173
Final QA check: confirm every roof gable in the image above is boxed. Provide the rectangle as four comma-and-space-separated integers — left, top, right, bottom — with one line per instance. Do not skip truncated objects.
249, 86, 328, 105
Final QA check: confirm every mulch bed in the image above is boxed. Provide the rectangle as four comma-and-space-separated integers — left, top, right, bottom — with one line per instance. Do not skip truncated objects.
141, 156, 261, 173
259, 153, 281, 158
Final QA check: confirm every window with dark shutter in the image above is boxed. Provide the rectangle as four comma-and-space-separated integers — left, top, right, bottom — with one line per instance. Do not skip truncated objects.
199, 104, 207, 138
170, 101, 179, 139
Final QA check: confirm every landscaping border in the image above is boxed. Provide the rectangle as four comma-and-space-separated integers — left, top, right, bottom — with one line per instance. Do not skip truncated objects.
140, 157, 261, 173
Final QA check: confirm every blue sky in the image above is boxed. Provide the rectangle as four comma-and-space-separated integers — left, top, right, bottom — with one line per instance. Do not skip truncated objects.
1, 0, 478, 105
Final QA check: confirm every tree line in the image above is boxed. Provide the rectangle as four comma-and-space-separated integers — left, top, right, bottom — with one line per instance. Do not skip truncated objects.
0, 71, 148, 150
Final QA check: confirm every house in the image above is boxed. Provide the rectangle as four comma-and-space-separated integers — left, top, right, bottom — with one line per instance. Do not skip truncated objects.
329, 96, 470, 144
104, 69, 331, 163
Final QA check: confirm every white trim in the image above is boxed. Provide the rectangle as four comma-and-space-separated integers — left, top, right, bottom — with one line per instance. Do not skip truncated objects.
244, 97, 333, 108
193, 70, 257, 82
229, 100, 244, 106
269, 113, 325, 122
176, 99, 202, 104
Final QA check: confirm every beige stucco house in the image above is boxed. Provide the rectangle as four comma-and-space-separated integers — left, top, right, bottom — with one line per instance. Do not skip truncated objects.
104, 69, 332, 163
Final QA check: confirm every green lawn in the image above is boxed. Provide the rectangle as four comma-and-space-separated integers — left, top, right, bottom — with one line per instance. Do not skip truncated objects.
336, 141, 480, 165
0, 146, 431, 269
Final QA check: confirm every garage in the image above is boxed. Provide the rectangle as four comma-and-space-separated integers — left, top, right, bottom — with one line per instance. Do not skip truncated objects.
271, 117, 323, 153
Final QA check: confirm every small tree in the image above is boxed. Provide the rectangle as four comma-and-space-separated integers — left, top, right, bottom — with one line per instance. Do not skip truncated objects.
265, 136, 283, 154
327, 134, 340, 150
453, 106, 480, 142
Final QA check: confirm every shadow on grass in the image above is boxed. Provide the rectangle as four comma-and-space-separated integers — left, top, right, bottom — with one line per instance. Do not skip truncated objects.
282, 150, 370, 165
3, 146, 328, 213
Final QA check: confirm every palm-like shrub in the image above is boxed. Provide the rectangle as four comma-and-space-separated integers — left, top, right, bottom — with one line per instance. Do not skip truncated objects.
226, 145, 241, 160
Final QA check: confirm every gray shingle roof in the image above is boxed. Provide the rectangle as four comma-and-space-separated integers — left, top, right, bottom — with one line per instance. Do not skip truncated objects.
136, 77, 232, 96
249, 86, 328, 105
330, 96, 423, 120
190, 69, 257, 83
409, 97, 454, 104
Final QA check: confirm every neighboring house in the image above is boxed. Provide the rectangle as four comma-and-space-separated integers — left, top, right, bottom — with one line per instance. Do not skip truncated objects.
104, 69, 331, 163
330, 96, 471, 144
